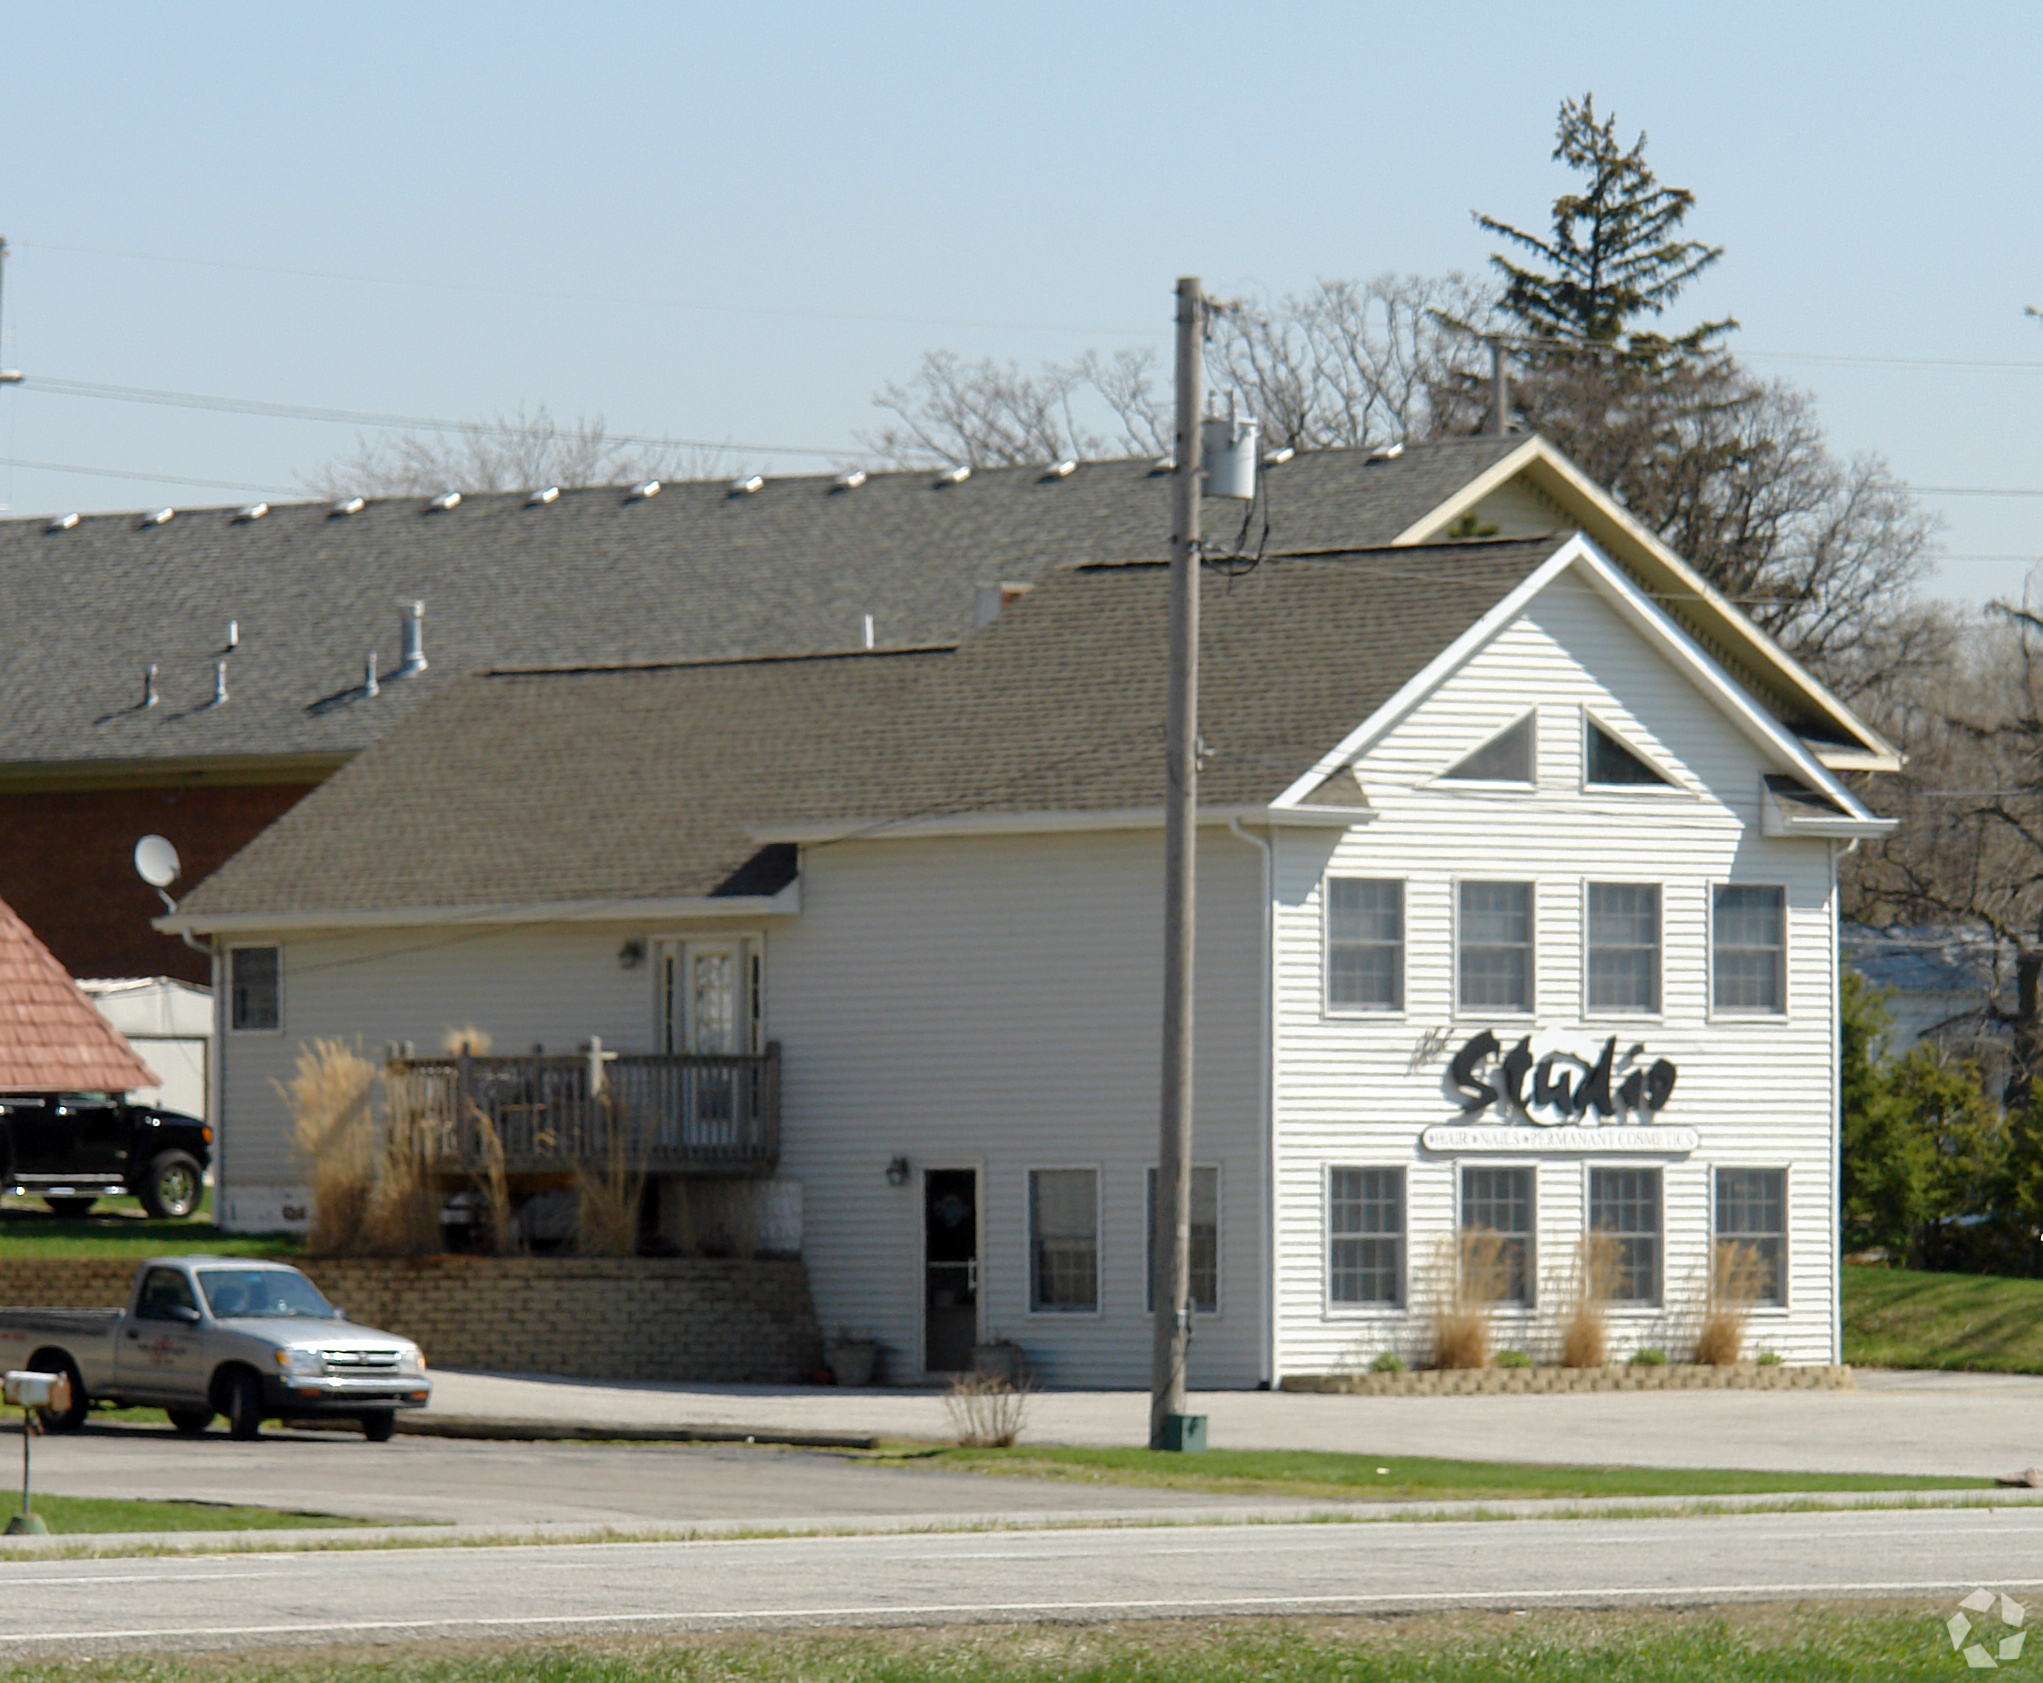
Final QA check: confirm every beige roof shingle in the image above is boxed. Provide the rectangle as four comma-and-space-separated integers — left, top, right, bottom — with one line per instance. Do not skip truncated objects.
0, 899, 157, 1092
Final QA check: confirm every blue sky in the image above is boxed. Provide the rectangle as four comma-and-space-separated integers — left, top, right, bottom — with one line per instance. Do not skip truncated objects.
2, 1, 2037, 609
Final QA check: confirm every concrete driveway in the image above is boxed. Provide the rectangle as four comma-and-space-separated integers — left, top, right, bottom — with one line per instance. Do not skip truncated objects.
427, 1366, 2043, 1480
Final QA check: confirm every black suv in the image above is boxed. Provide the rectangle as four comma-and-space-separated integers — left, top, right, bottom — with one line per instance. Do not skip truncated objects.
0, 1095, 212, 1218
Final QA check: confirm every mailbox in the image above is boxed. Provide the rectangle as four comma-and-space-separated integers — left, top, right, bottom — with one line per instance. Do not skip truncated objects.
4, 1371, 69, 1412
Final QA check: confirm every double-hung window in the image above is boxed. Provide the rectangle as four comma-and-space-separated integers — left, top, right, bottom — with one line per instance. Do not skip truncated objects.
1714, 1168, 1786, 1306
1589, 1167, 1662, 1305
1327, 879, 1403, 1011
1714, 885, 1786, 1013
1459, 1165, 1534, 1306
229, 945, 281, 1032
1029, 1169, 1099, 1312
1327, 1167, 1404, 1307
1587, 883, 1660, 1013
1459, 882, 1533, 1012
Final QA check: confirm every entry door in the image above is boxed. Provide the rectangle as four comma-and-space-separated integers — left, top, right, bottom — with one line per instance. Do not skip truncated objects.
658, 939, 756, 1145
923, 1168, 979, 1373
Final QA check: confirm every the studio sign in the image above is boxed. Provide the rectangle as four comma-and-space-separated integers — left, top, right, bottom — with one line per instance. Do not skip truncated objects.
1447, 1029, 1677, 1126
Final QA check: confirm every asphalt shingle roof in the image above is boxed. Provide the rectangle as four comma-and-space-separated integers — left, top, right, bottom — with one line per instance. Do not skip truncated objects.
0, 438, 1526, 772
0, 898, 157, 1091
177, 537, 1565, 920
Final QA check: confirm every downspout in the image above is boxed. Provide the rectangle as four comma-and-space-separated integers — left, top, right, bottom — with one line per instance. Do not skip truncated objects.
207, 939, 226, 1230
1229, 816, 1276, 1387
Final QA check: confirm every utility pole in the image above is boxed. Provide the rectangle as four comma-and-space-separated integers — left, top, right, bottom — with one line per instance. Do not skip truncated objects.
1151, 276, 1204, 1453
1488, 337, 1509, 435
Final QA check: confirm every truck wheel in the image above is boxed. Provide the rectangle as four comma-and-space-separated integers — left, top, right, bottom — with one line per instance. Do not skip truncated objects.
359, 1412, 397, 1443
166, 1406, 214, 1436
44, 1197, 96, 1218
138, 1150, 203, 1219
29, 1352, 87, 1433
219, 1370, 264, 1440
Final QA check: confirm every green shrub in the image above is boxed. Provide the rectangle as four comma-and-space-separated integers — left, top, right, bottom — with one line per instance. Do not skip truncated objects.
1755, 1349, 1784, 1365
1628, 1347, 1670, 1367
1369, 1350, 1406, 1374
1494, 1348, 1533, 1368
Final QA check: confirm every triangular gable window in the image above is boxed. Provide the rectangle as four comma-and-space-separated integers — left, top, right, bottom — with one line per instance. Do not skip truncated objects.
1586, 720, 1673, 788
1443, 715, 1533, 784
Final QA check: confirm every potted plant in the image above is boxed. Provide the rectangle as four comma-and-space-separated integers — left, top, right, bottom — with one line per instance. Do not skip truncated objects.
826, 1330, 880, 1387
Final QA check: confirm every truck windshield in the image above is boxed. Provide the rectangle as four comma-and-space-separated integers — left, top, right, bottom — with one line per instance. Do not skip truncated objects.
196, 1269, 335, 1319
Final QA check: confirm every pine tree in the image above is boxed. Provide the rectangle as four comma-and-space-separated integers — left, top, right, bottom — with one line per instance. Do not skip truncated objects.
1476, 94, 1733, 365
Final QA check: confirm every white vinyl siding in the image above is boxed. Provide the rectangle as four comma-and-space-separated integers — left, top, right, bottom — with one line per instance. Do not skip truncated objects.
1270, 574, 1842, 1374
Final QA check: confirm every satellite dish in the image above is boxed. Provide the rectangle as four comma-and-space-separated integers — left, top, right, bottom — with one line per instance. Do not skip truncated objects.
134, 835, 181, 890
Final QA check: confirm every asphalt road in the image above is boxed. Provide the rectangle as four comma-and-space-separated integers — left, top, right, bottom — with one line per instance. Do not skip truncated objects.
5, 1508, 2043, 1655
24, 1423, 1288, 1529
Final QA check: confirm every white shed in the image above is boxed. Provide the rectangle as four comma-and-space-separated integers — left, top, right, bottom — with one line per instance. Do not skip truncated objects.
80, 978, 211, 1120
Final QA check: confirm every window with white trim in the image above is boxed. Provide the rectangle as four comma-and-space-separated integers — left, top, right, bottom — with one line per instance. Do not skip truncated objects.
1459, 881, 1534, 1012
1460, 1164, 1535, 1306
1029, 1169, 1098, 1312
1714, 1167, 1786, 1306
1327, 878, 1403, 1011
1713, 885, 1786, 1012
1587, 883, 1660, 1013
1146, 1165, 1219, 1313
1328, 1167, 1403, 1306
1588, 1166, 1662, 1305
229, 946, 280, 1032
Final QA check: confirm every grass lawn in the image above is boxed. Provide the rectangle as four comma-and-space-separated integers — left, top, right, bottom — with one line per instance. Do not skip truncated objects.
863, 1442, 1988, 1502
0, 1493, 383, 1533
0, 1190, 300, 1260
0, 1606, 1983, 1679
1843, 1261, 2043, 1373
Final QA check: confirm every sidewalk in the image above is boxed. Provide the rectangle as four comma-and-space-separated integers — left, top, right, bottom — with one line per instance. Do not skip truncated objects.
423, 1367, 2043, 1481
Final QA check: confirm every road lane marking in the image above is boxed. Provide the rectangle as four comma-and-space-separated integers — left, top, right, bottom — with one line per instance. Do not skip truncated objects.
12, 1577, 2043, 1643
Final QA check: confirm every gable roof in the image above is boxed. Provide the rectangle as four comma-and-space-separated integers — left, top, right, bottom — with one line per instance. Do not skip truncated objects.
169, 537, 1566, 927
0, 899, 157, 1092
0, 437, 1524, 781
1399, 436, 1901, 772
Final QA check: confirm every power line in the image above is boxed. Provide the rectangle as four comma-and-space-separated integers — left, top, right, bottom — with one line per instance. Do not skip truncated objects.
1911, 485, 2043, 498
11, 239, 1144, 339
0, 454, 296, 495
13, 375, 846, 458
1748, 349, 2043, 372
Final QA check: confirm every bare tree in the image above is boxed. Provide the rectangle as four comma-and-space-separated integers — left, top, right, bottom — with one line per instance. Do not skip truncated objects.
1850, 602, 2043, 1100
305, 404, 728, 497
861, 351, 1110, 469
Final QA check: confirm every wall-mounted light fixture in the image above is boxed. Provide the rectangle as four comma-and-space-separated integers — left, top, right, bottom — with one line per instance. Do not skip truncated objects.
885, 1156, 911, 1187
617, 939, 646, 970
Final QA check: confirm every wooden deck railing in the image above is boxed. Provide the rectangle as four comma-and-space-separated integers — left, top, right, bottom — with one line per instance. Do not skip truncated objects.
385, 1044, 780, 1176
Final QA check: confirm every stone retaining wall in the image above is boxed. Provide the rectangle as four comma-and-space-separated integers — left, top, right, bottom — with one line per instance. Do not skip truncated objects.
0, 1255, 823, 1384
1282, 1362, 1854, 1395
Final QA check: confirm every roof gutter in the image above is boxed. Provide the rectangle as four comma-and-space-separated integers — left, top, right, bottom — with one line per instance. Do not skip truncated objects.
155, 880, 801, 937
751, 805, 1373, 845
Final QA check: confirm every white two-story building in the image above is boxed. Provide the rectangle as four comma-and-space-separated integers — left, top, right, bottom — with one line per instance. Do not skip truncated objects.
165, 450, 1894, 1385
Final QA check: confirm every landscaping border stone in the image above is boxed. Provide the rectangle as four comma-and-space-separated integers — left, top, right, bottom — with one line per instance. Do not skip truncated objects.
1280, 1362, 1855, 1395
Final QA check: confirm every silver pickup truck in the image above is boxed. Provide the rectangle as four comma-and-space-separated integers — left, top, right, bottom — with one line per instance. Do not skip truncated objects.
0, 1256, 430, 1441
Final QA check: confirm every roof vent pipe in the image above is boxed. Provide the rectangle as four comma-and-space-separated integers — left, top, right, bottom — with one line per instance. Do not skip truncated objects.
210, 661, 228, 707
142, 664, 158, 709
863, 613, 875, 650
225, 620, 239, 652
365, 652, 379, 698
400, 600, 427, 675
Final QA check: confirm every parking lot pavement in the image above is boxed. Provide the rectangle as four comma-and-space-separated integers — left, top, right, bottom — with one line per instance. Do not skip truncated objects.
426, 1367, 2043, 1480
25, 1421, 1302, 1530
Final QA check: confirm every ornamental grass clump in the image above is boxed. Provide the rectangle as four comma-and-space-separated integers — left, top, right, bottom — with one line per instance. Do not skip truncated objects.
1430, 1230, 1508, 1370
573, 1097, 650, 1257
1560, 1232, 1620, 1368
278, 1038, 378, 1256
1694, 1239, 1765, 1366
